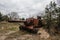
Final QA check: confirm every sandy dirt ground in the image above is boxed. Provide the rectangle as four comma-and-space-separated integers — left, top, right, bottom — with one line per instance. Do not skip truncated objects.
0, 22, 60, 40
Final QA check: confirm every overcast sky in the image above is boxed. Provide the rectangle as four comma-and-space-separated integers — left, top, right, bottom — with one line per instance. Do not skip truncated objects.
0, 0, 58, 18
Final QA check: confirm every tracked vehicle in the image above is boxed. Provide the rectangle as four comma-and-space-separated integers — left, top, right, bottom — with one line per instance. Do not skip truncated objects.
19, 16, 43, 34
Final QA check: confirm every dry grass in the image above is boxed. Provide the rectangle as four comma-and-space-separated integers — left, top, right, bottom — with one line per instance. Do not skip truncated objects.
0, 21, 19, 30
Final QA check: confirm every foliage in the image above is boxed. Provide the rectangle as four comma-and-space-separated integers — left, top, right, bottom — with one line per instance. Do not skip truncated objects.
8, 12, 19, 20
45, 1, 60, 34
0, 12, 9, 21
57, 7, 60, 30
0, 12, 2, 21
22, 18, 25, 20
45, 1, 56, 28
2, 15, 9, 21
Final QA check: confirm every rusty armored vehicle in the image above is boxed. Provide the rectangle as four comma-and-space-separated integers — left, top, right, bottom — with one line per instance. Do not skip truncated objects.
19, 16, 43, 34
